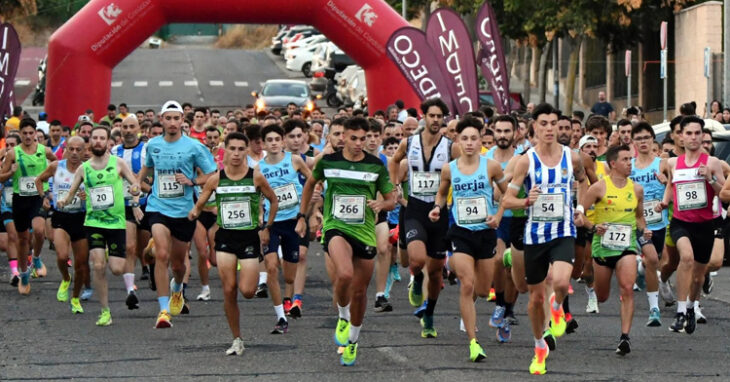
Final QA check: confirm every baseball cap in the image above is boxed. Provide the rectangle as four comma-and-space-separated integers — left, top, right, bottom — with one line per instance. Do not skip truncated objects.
160, 100, 183, 115
579, 135, 598, 149
78, 114, 91, 123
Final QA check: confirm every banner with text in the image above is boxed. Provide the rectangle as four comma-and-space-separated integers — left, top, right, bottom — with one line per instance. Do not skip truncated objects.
475, 2, 510, 114
426, 8, 479, 116
0, 23, 22, 119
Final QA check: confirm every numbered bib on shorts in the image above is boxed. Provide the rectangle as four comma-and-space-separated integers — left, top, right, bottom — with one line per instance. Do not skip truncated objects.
220, 199, 252, 229
274, 183, 299, 210
643, 200, 662, 225
411, 171, 440, 196
157, 174, 184, 198
676, 181, 707, 211
333, 195, 366, 224
3, 187, 13, 207
89, 185, 114, 211
19, 176, 37, 196
532, 193, 564, 222
601, 224, 632, 250
455, 196, 488, 225
58, 190, 83, 212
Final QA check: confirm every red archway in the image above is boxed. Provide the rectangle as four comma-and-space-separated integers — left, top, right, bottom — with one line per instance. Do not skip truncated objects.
46, 0, 420, 125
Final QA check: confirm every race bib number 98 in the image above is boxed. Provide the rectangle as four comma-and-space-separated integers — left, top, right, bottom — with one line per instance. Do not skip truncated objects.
676, 181, 707, 211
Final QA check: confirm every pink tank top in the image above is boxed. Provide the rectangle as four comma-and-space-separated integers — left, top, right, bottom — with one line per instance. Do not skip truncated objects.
672, 153, 715, 222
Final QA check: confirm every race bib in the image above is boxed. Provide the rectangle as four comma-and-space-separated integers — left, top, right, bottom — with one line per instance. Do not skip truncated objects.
333, 195, 366, 224
601, 224, 632, 250
676, 181, 707, 211
123, 179, 146, 200
57, 190, 83, 212
643, 200, 662, 225
3, 187, 12, 207
455, 196, 488, 226
411, 171, 440, 196
532, 193, 564, 222
19, 176, 37, 196
220, 199, 252, 229
89, 185, 114, 211
274, 183, 299, 210
157, 174, 184, 199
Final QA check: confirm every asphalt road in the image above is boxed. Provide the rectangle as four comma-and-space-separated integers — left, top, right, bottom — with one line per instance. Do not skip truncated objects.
1, 237, 729, 381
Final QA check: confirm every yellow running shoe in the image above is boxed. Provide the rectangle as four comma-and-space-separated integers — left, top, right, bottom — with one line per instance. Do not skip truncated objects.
529, 346, 549, 374
96, 308, 112, 326
469, 338, 486, 362
155, 310, 172, 329
549, 294, 567, 337
70, 298, 84, 314
18, 280, 31, 295
57, 279, 71, 302
334, 318, 350, 346
169, 291, 184, 316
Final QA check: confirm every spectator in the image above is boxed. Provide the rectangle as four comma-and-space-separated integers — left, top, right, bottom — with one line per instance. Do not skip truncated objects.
36, 112, 50, 135
5, 106, 22, 131
99, 104, 117, 125
590, 91, 615, 120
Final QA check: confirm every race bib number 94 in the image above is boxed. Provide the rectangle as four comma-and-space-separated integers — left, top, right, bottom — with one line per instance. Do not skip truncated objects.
455, 196, 488, 226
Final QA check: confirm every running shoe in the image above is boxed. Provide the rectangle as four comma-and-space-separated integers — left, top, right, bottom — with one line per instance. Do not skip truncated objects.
181, 302, 190, 315
96, 308, 112, 326
549, 294, 567, 337
389, 264, 401, 282
543, 329, 556, 351
669, 313, 686, 333
340, 342, 357, 366
126, 291, 139, 310
459, 319, 478, 333
505, 312, 519, 326
497, 322, 511, 343
684, 308, 696, 334
57, 279, 71, 302
647, 307, 661, 327
420, 315, 437, 338
529, 346, 549, 375
565, 313, 578, 334
702, 273, 714, 295
9, 272, 19, 287
197, 288, 211, 301
81, 288, 93, 301
226, 337, 245, 355
289, 299, 302, 318
413, 301, 427, 318
140, 265, 150, 281
487, 288, 496, 301
659, 279, 676, 306
334, 318, 350, 346
283, 298, 293, 315
155, 310, 172, 329
469, 338, 486, 362
18, 277, 30, 295
490, 305, 506, 328
271, 317, 288, 334
169, 289, 184, 316
586, 295, 599, 313
255, 283, 268, 298
374, 295, 393, 312
70, 297, 84, 314
31, 256, 47, 278
696, 305, 707, 324
408, 277, 424, 307
616, 335, 631, 356
635, 258, 646, 291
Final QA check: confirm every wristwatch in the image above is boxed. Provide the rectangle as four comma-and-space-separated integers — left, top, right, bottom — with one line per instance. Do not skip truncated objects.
130, 201, 140, 208
296, 212, 307, 220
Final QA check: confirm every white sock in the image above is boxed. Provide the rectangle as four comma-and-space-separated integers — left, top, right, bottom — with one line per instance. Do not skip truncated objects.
693, 300, 700, 310
123, 273, 135, 293
688, 300, 695, 310
677, 301, 687, 314
586, 286, 597, 300
552, 300, 561, 311
535, 337, 547, 349
274, 304, 286, 320
201, 284, 210, 292
338, 303, 351, 321
259, 272, 267, 284
647, 291, 659, 310
375, 292, 384, 298
348, 324, 361, 344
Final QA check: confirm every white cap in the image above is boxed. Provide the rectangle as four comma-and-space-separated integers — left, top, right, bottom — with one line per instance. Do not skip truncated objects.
78, 114, 91, 122
160, 100, 183, 115
579, 135, 598, 149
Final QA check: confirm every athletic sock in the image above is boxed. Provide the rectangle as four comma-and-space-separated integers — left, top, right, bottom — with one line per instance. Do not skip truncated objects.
123, 273, 135, 293
201, 284, 210, 292
259, 271, 267, 285
688, 300, 696, 311
677, 300, 687, 314
171, 280, 182, 293
375, 292, 384, 299
693, 300, 700, 310
293, 293, 303, 302
20, 270, 30, 284
413, 271, 424, 293
535, 337, 547, 349
495, 292, 505, 307
563, 295, 571, 314
348, 324, 361, 344
585, 286, 597, 300
9, 259, 18, 274
505, 302, 514, 316
552, 300, 561, 312
647, 291, 659, 310
425, 298, 437, 316
274, 304, 286, 320
158, 296, 170, 312
338, 303, 351, 321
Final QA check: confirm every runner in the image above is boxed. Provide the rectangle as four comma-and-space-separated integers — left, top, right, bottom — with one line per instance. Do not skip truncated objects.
428, 116, 506, 361
502, 103, 587, 375
297, 116, 395, 365
579, 144, 647, 355
258, 123, 312, 333
189, 131, 278, 355
137, 101, 217, 328
33, 137, 90, 312
657, 116, 725, 334
0, 118, 57, 294
1, 134, 21, 287
388, 98, 460, 338
57, 126, 142, 326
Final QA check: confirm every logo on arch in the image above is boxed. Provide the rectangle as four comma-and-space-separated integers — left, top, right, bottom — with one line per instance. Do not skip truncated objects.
98, 3, 123, 26
355, 3, 378, 27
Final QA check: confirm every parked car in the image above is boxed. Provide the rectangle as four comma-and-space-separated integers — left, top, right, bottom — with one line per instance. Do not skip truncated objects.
270, 26, 317, 55
283, 34, 326, 58
286, 41, 328, 78
252, 79, 318, 114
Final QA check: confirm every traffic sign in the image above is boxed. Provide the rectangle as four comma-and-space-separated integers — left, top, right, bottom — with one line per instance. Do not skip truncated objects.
704, 47, 711, 78
660, 49, 667, 79
660, 21, 668, 50
625, 50, 631, 77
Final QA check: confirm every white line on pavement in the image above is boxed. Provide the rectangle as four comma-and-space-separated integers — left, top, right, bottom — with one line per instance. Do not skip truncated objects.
134, 81, 148, 87
14, 79, 31, 86
184, 80, 198, 87
234, 81, 248, 87
210, 80, 224, 86
111, 81, 123, 87
159, 81, 173, 87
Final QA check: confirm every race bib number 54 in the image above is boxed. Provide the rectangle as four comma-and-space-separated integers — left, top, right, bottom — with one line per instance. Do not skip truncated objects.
532, 193, 564, 222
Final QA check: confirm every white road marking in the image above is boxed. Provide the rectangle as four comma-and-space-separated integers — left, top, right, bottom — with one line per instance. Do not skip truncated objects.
159, 81, 173, 87
209, 80, 224, 87
134, 81, 148, 87
111, 81, 123, 88
14, 79, 31, 86
184, 80, 198, 87
234, 81, 248, 87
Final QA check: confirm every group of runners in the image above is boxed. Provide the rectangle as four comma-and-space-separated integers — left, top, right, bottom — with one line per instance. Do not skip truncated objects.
1, 97, 727, 374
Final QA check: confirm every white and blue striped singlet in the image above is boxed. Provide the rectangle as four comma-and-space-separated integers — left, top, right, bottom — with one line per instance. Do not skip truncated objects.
524, 146, 576, 245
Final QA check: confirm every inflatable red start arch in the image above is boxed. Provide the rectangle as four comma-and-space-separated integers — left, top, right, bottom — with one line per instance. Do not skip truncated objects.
46, 0, 420, 125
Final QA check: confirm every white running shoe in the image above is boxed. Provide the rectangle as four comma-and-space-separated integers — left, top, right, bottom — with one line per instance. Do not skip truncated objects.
197, 288, 211, 301
586, 296, 599, 314
225, 337, 245, 355
658, 279, 676, 306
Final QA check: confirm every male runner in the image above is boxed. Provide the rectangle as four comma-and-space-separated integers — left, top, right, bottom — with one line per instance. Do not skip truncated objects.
1, 134, 21, 286
138, 101, 217, 328
297, 117, 395, 366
